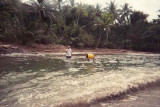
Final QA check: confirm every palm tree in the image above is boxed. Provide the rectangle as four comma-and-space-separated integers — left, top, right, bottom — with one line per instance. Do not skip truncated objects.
75, 3, 88, 24
130, 11, 148, 26
28, 0, 59, 35
102, 13, 114, 42
0, 0, 22, 41
69, 0, 75, 7
58, 0, 62, 12
120, 3, 133, 25
94, 12, 114, 48
153, 10, 160, 23
105, 1, 120, 24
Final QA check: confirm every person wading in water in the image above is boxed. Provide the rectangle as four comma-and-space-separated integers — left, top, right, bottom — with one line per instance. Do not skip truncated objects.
65, 46, 73, 59
86, 54, 95, 63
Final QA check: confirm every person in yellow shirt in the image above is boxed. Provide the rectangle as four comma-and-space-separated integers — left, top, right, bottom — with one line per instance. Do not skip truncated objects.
86, 54, 95, 63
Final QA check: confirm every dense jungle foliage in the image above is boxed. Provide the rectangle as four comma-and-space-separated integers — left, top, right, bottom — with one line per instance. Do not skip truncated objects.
0, 0, 160, 52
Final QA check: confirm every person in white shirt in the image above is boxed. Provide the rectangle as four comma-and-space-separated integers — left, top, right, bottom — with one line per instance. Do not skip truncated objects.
65, 46, 72, 58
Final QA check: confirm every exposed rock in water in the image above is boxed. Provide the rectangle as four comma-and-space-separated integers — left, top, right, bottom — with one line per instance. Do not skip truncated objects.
0, 45, 25, 54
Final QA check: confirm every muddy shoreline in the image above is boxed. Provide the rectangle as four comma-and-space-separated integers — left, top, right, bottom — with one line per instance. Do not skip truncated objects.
0, 43, 152, 55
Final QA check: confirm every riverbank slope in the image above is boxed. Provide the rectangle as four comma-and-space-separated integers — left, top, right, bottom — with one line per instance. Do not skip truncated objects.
0, 43, 149, 55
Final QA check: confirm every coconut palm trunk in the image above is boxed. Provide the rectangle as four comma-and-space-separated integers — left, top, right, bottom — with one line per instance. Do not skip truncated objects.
95, 29, 102, 48
106, 29, 109, 42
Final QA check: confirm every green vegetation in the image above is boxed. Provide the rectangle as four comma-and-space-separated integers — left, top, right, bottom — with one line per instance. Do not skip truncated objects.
0, 0, 160, 52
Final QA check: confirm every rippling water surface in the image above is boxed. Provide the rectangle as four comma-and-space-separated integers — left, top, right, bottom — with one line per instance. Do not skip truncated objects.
0, 53, 160, 106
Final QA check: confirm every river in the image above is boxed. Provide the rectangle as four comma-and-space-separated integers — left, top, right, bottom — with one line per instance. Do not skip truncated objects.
0, 53, 160, 107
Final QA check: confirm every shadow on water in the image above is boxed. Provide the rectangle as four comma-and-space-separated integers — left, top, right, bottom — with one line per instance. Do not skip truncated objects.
63, 57, 122, 77
0, 56, 67, 75
0, 56, 67, 102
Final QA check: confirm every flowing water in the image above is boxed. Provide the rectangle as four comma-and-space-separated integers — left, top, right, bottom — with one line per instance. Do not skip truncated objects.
0, 53, 160, 107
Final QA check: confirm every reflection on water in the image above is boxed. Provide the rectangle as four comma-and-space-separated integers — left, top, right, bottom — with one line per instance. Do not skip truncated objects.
86, 64, 96, 73
0, 53, 160, 106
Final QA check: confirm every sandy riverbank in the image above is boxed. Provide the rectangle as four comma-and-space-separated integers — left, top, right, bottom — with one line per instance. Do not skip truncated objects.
0, 43, 149, 55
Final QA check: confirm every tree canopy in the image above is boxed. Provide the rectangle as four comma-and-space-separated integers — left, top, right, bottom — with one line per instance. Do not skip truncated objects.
0, 0, 160, 52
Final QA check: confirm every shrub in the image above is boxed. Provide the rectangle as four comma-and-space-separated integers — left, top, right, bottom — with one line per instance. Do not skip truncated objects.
22, 31, 35, 45
77, 42, 84, 48
80, 33, 95, 47
101, 41, 115, 48
0, 34, 4, 41
35, 34, 57, 44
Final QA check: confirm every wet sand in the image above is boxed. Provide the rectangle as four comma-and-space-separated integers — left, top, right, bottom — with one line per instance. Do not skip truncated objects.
0, 43, 149, 55
103, 85, 160, 107
59, 82, 160, 107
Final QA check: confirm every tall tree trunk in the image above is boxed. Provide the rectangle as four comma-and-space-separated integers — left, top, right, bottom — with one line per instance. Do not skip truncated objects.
95, 29, 102, 49
58, 0, 62, 13
106, 30, 109, 42
45, 25, 49, 35
77, 13, 80, 24
127, 16, 130, 24
58, 3, 61, 13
